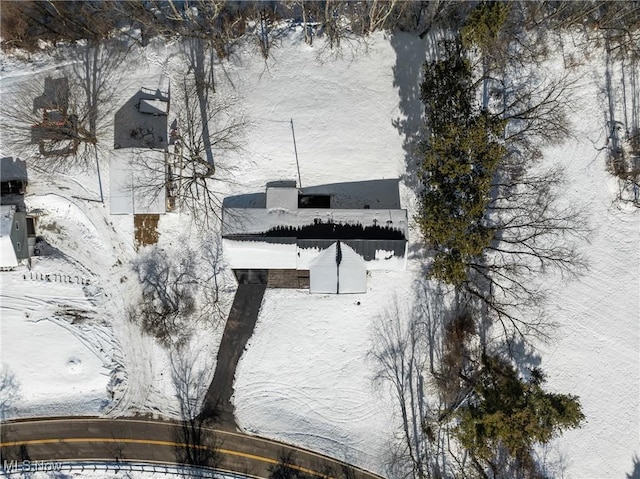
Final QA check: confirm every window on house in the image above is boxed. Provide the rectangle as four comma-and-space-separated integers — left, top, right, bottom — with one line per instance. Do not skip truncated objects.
16, 241, 21, 252
298, 194, 331, 208
15, 221, 19, 230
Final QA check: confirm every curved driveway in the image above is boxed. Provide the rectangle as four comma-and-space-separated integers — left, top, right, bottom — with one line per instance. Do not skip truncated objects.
0, 417, 384, 479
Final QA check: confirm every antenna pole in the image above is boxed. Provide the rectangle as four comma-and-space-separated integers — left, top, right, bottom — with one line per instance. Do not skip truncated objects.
291, 118, 302, 188
95, 148, 104, 203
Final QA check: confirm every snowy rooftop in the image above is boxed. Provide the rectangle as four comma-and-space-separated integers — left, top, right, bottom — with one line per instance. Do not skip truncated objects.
223, 178, 403, 209
222, 181, 408, 271
138, 98, 169, 116
0, 205, 17, 268
222, 179, 408, 238
109, 150, 167, 215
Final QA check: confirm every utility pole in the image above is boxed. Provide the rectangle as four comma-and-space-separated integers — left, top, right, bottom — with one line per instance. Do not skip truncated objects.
95, 148, 104, 203
290, 118, 302, 188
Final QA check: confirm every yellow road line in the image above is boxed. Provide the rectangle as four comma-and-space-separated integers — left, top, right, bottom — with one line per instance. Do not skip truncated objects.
1, 438, 193, 448
0, 437, 333, 479
1, 418, 383, 478
3, 419, 338, 465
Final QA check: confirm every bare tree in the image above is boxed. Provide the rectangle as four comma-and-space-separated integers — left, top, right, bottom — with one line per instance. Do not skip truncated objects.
481, 44, 588, 339
371, 287, 583, 479
131, 62, 245, 225
164, 0, 250, 60
130, 238, 227, 348
170, 72, 245, 223
125, 1, 247, 226
465, 161, 589, 340
418, 35, 588, 341
0, 364, 20, 420
2, 75, 93, 171
369, 293, 464, 479
131, 246, 197, 348
1, 3, 132, 177
171, 346, 222, 473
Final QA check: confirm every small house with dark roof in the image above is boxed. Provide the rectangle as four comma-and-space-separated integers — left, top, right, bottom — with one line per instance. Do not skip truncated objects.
1, 157, 28, 196
222, 179, 408, 293
110, 77, 171, 216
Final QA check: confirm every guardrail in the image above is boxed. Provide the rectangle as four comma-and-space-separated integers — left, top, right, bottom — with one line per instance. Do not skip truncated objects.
1, 460, 259, 479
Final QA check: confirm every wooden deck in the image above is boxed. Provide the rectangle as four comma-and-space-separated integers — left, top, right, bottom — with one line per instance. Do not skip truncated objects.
134, 213, 160, 248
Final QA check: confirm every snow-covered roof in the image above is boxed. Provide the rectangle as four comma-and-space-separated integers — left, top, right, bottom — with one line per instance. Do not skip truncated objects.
223, 239, 298, 269
266, 183, 298, 209
309, 241, 367, 294
223, 179, 403, 210
0, 205, 15, 237
138, 98, 169, 115
0, 205, 18, 268
109, 150, 166, 215
222, 181, 408, 272
223, 208, 408, 238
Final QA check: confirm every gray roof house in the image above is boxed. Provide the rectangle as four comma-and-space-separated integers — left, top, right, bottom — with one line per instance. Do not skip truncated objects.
110, 77, 171, 216
1, 157, 28, 196
222, 179, 408, 293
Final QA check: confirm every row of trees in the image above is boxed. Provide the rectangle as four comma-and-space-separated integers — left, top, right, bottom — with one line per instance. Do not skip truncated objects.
2, 1, 638, 54
369, 1, 634, 477
418, 4, 588, 338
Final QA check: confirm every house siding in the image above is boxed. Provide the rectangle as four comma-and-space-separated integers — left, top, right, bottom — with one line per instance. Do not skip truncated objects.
11, 212, 29, 261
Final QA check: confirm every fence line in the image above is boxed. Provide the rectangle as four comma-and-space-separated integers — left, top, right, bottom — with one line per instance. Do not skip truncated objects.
22, 271, 91, 285
1, 460, 256, 479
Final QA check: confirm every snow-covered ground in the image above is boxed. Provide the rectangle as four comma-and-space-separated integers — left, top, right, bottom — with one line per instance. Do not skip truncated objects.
0, 27, 638, 479
0, 270, 110, 417
234, 271, 416, 473
532, 41, 640, 476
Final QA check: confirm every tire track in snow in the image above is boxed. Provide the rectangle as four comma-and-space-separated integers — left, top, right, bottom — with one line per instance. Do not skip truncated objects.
236, 380, 380, 426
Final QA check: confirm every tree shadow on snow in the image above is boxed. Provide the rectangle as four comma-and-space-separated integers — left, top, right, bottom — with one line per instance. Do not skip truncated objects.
628, 454, 640, 479
389, 30, 444, 195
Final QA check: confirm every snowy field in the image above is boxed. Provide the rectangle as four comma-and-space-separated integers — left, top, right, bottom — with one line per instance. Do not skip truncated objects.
533, 48, 640, 476
0, 27, 638, 479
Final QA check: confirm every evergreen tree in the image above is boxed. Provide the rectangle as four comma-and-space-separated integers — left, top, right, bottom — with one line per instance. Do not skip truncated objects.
461, 1, 511, 54
454, 354, 584, 474
418, 40, 507, 285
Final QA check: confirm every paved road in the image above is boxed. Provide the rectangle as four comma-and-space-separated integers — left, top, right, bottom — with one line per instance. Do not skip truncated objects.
0, 417, 383, 479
